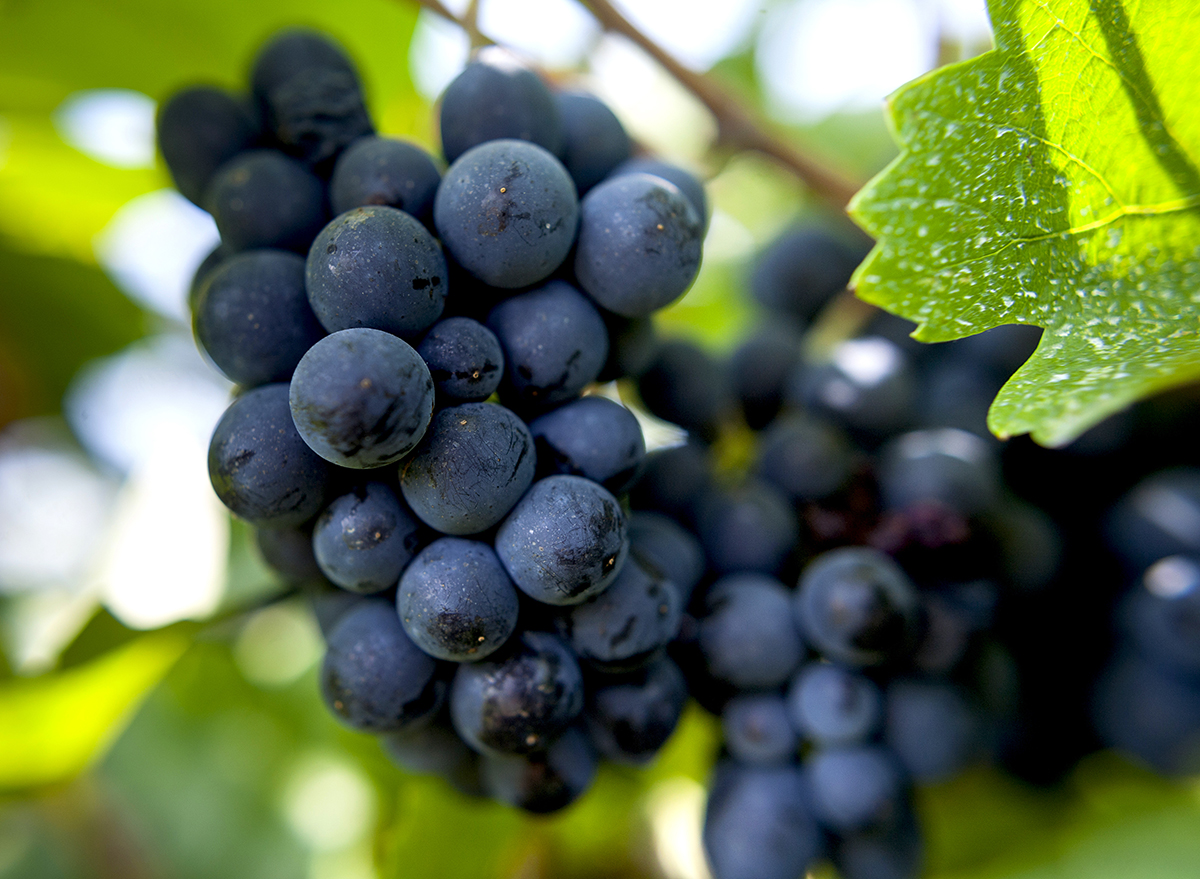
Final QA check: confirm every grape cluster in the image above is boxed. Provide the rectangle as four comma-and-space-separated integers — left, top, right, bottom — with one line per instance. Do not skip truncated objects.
164, 24, 1200, 879
166, 29, 709, 814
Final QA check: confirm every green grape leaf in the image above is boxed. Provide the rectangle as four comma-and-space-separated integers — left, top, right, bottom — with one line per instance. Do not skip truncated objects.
0, 627, 191, 790
849, 0, 1200, 446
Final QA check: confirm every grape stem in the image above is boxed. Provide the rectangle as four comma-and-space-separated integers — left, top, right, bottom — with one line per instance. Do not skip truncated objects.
407, 0, 865, 209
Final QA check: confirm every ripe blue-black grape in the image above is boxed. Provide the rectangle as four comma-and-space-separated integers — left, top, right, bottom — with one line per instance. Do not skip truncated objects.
396, 537, 520, 662
399, 402, 535, 535
330, 136, 442, 222
416, 317, 504, 403
529, 395, 645, 493
449, 630, 584, 755
305, 206, 447, 338
884, 679, 985, 783
479, 726, 597, 814
487, 281, 608, 410
574, 173, 703, 317
205, 150, 328, 253
729, 322, 804, 429
381, 713, 482, 796
320, 600, 447, 732
1091, 652, 1200, 775
434, 139, 578, 289
721, 693, 798, 764
438, 49, 564, 164
637, 340, 732, 440
250, 29, 371, 171
805, 745, 907, 832
756, 412, 855, 501
555, 91, 631, 194
1106, 468, 1200, 572
787, 663, 883, 747
156, 86, 259, 206
585, 657, 688, 764
697, 481, 799, 576
555, 556, 681, 671
208, 383, 332, 526
610, 157, 708, 231
789, 336, 916, 437
750, 224, 865, 321
312, 482, 422, 594
495, 475, 627, 606
834, 814, 923, 879
1123, 555, 1200, 675
255, 523, 323, 583
795, 548, 919, 667
877, 428, 1000, 515
250, 28, 360, 116
188, 243, 232, 312
627, 511, 706, 606
629, 441, 712, 526
192, 249, 325, 387
703, 763, 823, 879
698, 574, 805, 690
289, 328, 434, 469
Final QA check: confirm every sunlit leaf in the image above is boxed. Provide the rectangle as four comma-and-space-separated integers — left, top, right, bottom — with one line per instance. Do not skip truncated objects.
0, 627, 191, 789
851, 0, 1200, 445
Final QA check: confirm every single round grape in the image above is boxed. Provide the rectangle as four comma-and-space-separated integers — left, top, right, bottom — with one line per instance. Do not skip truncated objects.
585, 657, 687, 765
795, 548, 919, 667
205, 150, 328, 253
381, 712, 482, 796
416, 317, 504, 403
722, 693, 798, 765
156, 86, 259, 206
703, 763, 823, 879
289, 328, 434, 469
574, 173, 703, 317
312, 482, 423, 594
479, 726, 597, 814
1107, 468, 1200, 572
449, 630, 584, 755
434, 139, 579, 289
396, 537, 520, 662
729, 321, 804, 429
756, 412, 855, 502
628, 441, 712, 526
400, 402, 536, 535
637, 340, 732, 440
884, 679, 984, 783
610, 157, 708, 230
751, 224, 865, 321
697, 481, 799, 576
787, 663, 883, 747
320, 600, 447, 732
555, 91, 630, 194
330, 136, 442, 222
208, 383, 332, 526
438, 48, 564, 164
556, 556, 681, 671
530, 396, 645, 493
698, 574, 805, 690
487, 281, 609, 411
804, 745, 907, 832
306, 206, 447, 338
495, 475, 628, 606
1124, 554, 1200, 675
250, 29, 370, 171
627, 511, 706, 606
877, 428, 1001, 515
256, 523, 323, 584
788, 335, 916, 436
192, 249, 325, 387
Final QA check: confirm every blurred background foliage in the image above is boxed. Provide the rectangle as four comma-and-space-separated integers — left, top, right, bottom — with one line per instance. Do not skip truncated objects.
0, 0, 1196, 878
